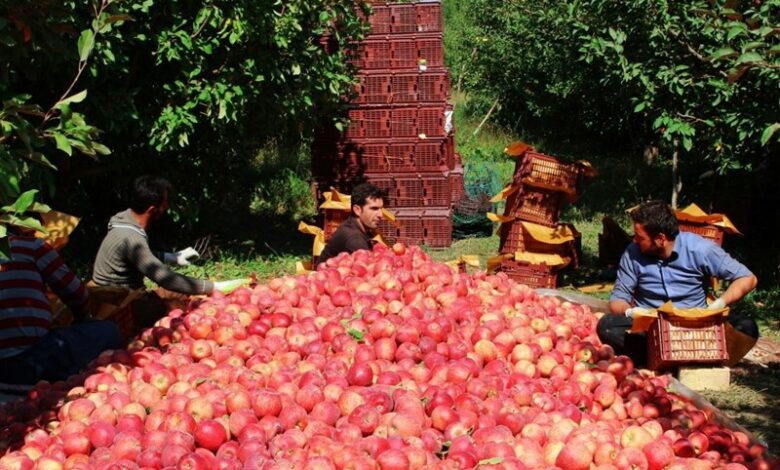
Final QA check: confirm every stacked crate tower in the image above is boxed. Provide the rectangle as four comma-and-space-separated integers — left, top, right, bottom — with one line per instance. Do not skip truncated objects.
312, 1, 463, 248
494, 148, 588, 288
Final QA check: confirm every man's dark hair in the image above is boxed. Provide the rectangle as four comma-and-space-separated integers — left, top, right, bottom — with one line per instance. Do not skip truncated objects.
630, 200, 679, 239
351, 183, 387, 215
129, 176, 172, 213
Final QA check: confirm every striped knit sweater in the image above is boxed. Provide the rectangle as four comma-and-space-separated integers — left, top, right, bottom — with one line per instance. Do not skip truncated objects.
0, 235, 88, 359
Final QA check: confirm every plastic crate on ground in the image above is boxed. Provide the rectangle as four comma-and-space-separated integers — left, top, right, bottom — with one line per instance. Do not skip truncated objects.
498, 221, 582, 268
515, 151, 582, 194
449, 164, 464, 204
503, 186, 565, 227
647, 313, 729, 370
323, 209, 350, 241
422, 208, 452, 247
497, 259, 558, 289
678, 222, 724, 246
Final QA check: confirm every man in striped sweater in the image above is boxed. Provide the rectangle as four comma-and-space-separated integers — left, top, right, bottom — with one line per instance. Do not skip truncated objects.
0, 231, 122, 385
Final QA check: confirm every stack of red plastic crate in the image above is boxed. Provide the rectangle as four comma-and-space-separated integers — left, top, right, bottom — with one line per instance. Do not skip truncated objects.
493, 148, 589, 288
312, 1, 462, 248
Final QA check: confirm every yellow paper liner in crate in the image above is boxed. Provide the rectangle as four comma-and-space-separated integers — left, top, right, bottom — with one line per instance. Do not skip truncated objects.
88, 286, 146, 340
641, 302, 730, 370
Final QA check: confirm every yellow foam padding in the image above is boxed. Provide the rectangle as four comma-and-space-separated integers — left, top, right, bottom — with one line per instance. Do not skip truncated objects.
629, 300, 730, 333
486, 253, 513, 273
578, 283, 614, 294
520, 221, 576, 244
296, 260, 313, 274
319, 189, 398, 226
487, 212, 514, 223
504, 141, 534, 157
372, 233, 387, 246
298, 221, 325, 256
34, 211, 80, 251
513, 251, 569, 267
490, 184, 520, 203
319, 188, 352, 211
445, 254, 480, 272
675, 203, 741, 235
577, 160, 598, 178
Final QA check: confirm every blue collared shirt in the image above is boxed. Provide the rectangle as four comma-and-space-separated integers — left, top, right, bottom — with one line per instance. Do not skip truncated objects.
610, 232, 753, 308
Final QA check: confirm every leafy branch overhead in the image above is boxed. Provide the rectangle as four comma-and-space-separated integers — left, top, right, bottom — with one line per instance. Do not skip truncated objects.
460, 0, 778, 193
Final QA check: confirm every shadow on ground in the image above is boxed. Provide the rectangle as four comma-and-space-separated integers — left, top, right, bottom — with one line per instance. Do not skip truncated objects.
699, 363, 780, 453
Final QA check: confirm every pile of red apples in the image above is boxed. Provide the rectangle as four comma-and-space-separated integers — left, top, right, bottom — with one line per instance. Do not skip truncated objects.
0, 244, 776, 470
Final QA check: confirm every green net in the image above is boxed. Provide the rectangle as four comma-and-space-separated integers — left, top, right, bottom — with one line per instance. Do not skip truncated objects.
453, 162, 505, 239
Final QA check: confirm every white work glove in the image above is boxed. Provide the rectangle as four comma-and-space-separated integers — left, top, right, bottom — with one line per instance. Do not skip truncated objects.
625, 307, 651, 319
213, 278, 252, 294
707, 297, 727, 310
163, 247, 200, 266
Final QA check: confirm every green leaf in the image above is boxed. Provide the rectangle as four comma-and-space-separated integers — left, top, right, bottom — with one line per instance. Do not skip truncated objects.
77, 30, 95, 62
101, 14, 133, 27
736, 52, 763, 64
708, 47, 738, 61
53, 134, 73, 156
633, 102, 646, 112
6, 189, 38, 214
0, 225, 6, 238
477, 457, 504, 466
57, 90, 88, 108
24, 152, 57, 170
348, 328, 365, 342
760, 124, 780, 146
5, 215, 46, 233
0, 238, 9, 260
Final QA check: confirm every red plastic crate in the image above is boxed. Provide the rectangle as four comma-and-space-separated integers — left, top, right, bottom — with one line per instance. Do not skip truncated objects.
362, 3, 391, 34
377, 209, 424, 246
647, 313, 729, 370
678, 222, 724, 246
515, 151, 582, 194
391, 73, 418, 102
417, 36, 444, 68
323, 209, 350, 241
363, 108, 392, 138
415, 139, 450, 171
354, 38, 392, 69
504, 187, 564, 227
449, 164, 464, 204
390, 173, 450, 207
416, 3, 443, 33
422, 174, 451, 207
497, 259, 558, 289
352, 142, 389, 173
345, 109, 364, 139
391, 3, 417, 34
356, 73, 392, 104
417, 71, 449, 102
422, 208, 452, 247
498, 221, 581, 267
390, 107, 418, 137
392, 37, 419, 69
417, 106, 445, 137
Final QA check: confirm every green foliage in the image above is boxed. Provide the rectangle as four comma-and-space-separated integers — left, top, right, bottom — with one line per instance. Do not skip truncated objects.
456, 0, 779, 201
0, 189, 50, 258
1, 0, 367, 235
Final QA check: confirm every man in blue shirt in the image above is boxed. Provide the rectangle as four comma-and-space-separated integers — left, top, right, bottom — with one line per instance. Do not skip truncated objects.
598, 200, 759, 367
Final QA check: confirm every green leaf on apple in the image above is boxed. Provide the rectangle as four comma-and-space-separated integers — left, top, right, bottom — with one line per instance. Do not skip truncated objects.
348, 328, 365, 342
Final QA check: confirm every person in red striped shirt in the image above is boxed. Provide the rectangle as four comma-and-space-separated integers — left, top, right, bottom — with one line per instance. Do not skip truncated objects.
0, 230, 122, 386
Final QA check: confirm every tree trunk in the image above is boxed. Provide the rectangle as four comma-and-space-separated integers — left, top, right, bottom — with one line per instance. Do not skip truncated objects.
456, 47, 478, 95
671, 137, 682, 208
